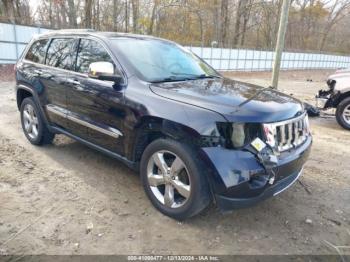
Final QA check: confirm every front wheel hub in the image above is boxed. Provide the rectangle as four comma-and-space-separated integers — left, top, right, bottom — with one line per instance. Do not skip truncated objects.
342, 104, 350, 125
23, 104, 39, 140
147, 150, 191, 208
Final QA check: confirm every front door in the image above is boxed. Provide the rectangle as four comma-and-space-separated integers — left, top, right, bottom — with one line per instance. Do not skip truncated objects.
66, 38, 126, 155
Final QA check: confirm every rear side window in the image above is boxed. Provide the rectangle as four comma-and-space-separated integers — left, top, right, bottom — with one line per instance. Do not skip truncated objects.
25, 39, 49, 64
46, 38, 78, 70
76, 39, 114, 74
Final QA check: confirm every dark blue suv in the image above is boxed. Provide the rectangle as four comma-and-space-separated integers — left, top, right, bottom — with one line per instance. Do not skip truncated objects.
15, 30, 311, 220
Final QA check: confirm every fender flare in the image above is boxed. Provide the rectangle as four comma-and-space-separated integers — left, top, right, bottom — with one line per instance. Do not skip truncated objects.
131, 117, 203, 159
16, 84, 52, 130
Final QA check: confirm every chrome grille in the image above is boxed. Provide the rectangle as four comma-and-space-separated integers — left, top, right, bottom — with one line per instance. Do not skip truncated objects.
263, 113, 310, 152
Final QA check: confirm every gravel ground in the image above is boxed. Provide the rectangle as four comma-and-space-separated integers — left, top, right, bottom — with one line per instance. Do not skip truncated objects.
0, 70, 349, 255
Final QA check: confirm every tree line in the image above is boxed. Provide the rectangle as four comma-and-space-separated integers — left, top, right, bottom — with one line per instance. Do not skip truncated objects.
1, 0, 350, 54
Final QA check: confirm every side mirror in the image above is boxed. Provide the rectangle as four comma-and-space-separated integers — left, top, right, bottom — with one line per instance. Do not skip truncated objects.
88, 62, 123, 84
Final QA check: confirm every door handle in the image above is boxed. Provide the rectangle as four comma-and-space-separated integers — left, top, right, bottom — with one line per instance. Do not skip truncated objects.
67, 79, 80, 85
34, 69, 42, 75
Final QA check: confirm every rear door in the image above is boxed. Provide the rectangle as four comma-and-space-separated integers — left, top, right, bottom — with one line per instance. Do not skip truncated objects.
19, 39, 65, 124
65, 38, 126, 155
40, 38, 79, 129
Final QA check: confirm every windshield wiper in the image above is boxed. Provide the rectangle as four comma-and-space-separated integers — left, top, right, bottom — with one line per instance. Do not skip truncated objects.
150, 76, 187, 83
170, 72, 221, 80
194, 74, 221, 79
150, 73, 221, 83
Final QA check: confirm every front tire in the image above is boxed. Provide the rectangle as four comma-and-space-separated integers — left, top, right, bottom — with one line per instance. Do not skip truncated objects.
140, 139, 211, 220
336, 97, 350, 130
20, 97, 55, 145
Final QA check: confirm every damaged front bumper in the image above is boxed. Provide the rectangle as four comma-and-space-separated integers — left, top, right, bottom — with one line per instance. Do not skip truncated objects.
200, 135, 312, 211
216, 167, 304, 210
316, 79, 339, 109
315, 95, 329, 109
316, 91, 343, 109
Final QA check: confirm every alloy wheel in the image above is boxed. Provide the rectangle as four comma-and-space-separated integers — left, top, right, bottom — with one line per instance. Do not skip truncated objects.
342, 104, 350, 125
23, 104, 39, 140
147, 150, 191, 208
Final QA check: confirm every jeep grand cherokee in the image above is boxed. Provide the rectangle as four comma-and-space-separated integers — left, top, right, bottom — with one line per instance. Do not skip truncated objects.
15, 30, 312, 220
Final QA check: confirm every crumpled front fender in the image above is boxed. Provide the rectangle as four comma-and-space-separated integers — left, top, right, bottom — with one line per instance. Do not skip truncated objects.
199, 147, 264, 195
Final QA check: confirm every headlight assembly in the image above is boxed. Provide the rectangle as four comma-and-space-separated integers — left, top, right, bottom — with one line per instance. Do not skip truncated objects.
216, 122, 263, 149
231, 123, 245, 148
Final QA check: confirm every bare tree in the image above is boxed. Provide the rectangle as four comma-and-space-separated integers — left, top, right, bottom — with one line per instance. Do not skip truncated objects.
131, 0, 139, 33
319, 0, 350, 51
220, 0, 229, 47
1, 0, 14, 21
125, 0, 129, 32
148, 0, 159, 34
233, 0, 243, 47
5, 0, 350, 54
113, 0, 118, 31
240, 0, 254, 46
67, 0, 77, 27
85, 0, 93, 28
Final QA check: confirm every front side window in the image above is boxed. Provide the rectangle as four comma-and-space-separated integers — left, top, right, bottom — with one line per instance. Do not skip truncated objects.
76, 39, 114, 74
110, 38, 219, 82
25, 39, 49, 64
46, 38, 77, 70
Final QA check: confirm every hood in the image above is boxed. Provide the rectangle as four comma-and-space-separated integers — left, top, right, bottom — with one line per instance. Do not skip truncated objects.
328, 72, 350, 92
150, 78, 304, 123
329, 72, 350, 80
335, 68, 350, 74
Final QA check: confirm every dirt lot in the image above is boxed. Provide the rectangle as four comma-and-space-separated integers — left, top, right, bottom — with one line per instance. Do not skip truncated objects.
0, 69, 349, 255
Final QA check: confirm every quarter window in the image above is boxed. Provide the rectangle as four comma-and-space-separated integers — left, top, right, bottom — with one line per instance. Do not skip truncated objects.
25, 39, 49, 64
46, 38, 77, 70
76, 39, 114, 74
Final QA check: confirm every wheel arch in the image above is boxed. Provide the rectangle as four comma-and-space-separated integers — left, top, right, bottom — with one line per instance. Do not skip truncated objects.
16, 86, 33, 110
130, 116, 220, 203
131, 116, 202, 164
16, 84, 51, 130
335, 91, 350, 107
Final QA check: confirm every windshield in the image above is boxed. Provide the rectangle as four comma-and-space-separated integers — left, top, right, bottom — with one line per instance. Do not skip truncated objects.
110, 38, 220, 83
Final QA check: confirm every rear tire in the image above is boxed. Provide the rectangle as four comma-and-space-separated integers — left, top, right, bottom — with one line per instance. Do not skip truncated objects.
20, 97, 55, 145
336, 97, 350, 130
140, 138, 211, 220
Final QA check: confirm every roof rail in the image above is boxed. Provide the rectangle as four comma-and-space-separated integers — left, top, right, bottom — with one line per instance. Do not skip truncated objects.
55, 29, 96, 32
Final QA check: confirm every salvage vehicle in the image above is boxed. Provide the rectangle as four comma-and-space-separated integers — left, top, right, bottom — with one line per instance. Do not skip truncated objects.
316, 69, 350, 130
15, 30, 312, 220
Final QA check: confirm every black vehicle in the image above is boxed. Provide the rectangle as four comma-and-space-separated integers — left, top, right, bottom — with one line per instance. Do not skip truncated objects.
15, 30, 312, 220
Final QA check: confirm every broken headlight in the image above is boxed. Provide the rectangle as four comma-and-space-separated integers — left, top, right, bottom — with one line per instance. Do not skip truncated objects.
327, 79, 336, 91
231, 123, 245, 148
216, 122, 263, 149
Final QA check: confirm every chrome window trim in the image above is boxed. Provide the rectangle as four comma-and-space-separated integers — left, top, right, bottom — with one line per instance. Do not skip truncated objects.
46, 105, 67, 118
20, 35, 128, 85
23, 59, 87, 78
44, 37, 79, 70
46, 105, 123, 138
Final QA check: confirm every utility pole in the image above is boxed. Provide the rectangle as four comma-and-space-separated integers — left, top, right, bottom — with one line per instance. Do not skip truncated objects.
271, 0, 291, 89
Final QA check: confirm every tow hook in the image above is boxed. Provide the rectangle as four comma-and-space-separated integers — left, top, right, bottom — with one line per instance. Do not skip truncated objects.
245, 138, 279, 185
